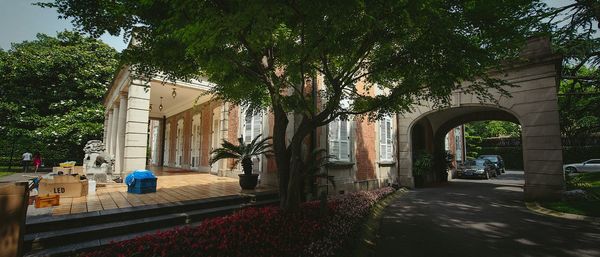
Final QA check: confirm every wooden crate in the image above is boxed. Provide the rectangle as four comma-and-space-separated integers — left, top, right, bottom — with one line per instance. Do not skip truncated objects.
35, 194, 60, 208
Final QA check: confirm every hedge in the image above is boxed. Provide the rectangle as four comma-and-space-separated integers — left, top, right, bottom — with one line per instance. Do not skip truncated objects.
478, 145, 600, 170
79, 187, 397, 257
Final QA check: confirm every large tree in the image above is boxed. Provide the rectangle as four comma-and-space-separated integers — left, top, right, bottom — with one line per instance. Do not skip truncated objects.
0, 31, 119, 166
42, 0, 542, 209
539, 0, 600, 145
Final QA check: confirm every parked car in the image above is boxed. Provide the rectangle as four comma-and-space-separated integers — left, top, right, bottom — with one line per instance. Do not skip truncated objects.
457, 159, 496, 179
563, 159, 600, 174
478, 155, 505, 175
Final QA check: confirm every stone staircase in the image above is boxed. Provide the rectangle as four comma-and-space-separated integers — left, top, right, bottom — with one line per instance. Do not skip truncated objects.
23, 191, 279, 257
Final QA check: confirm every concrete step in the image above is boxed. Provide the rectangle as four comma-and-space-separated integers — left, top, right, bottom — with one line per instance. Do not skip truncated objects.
26, 191, 277, 234
23, 193, 279, 257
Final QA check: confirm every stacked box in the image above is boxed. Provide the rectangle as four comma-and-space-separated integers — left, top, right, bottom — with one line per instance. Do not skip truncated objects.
35, 194, 60, 208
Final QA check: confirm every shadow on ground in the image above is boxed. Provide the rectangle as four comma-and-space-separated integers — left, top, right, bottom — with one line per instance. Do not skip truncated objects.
375, 171, 600, 257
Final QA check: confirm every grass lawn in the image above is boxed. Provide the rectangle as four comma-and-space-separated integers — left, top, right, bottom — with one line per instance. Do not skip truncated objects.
541, 200, 600, 217
540, 172, 600, 217
0, 166, 22, 172
0, 171, 16, 178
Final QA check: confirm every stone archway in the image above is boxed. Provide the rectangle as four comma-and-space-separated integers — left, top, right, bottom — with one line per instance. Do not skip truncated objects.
396, 38, 565, 200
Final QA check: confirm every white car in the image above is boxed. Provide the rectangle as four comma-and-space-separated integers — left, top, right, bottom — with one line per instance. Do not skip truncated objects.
563, 159, 600, 173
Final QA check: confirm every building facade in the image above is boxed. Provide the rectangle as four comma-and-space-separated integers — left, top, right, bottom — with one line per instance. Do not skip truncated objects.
103, 68, 454, 193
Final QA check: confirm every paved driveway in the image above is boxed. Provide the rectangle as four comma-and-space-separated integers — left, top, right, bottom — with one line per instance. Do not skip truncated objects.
375, 170, 600, 257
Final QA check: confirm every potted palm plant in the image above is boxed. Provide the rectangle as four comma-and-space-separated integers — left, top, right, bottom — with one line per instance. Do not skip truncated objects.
210, 134, 273, 190
413, 151, 432, 188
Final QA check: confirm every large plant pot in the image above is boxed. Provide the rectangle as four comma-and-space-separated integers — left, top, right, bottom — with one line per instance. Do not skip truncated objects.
239, 174, 259, 190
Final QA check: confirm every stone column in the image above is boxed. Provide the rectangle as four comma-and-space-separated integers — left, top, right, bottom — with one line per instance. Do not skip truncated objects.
105, 111, 113, 153
115, 93, 128, 176
123, 80, 151, 175
110, 104, 120, 157
396, 115, 414, 188
103, 113, 109, 144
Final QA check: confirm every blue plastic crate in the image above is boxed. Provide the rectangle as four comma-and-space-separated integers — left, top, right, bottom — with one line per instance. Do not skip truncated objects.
127, 177, 157, 194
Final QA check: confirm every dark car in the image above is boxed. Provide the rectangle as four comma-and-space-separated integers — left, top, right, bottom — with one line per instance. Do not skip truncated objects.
478, 155, 505, 175
457, 159, 496, 179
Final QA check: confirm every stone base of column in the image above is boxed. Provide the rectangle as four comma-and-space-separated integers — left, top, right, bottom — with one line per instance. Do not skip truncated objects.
524, 184, 564, 201
398, 175, 415, 189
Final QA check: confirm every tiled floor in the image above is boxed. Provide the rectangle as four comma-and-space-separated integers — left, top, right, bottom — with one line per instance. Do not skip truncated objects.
27, 169, 274, 217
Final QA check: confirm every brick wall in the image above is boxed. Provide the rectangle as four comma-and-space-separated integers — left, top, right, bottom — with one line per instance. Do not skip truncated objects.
355, 80, 377, 181
227, 105, 239, 169
356, 119, 377, 180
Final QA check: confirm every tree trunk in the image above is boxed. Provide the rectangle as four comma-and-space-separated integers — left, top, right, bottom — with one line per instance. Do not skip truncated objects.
285, 141, 304, 211
272, 106, 291, 209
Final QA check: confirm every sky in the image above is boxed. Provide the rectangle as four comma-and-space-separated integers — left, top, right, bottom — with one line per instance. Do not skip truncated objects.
0, 0, 575, 53
0, 0, 127, 51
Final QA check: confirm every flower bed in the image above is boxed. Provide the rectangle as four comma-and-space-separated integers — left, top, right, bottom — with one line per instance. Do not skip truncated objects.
80, 187, 396, 257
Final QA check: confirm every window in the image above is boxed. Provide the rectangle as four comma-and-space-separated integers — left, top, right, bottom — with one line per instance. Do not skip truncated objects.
329, 118, 351, 162
379, 116, 393, 161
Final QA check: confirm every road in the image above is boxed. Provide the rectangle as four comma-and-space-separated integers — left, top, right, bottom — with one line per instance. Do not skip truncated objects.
374, 170, 600, 257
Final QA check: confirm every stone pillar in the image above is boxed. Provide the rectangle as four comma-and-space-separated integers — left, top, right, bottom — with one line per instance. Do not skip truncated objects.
110, 104, 120, 157
123, 80, 151, 175
103, 113, 109, 144
115, 93, 128, 176
396, 117, 414, 188
105, 111, 113, 153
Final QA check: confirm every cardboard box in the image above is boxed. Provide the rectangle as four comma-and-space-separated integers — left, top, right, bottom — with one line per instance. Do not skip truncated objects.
35, 194, 60, 208
38, 175, 88, 198
0, 182, 29, 257
52, 166, 84, 175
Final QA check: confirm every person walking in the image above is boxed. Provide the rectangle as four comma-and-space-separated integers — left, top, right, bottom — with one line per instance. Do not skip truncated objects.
22, 151, 32, 172
33, 152, 43, 173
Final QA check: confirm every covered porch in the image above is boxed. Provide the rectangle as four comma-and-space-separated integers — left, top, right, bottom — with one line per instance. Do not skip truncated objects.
102, 67, 224, 177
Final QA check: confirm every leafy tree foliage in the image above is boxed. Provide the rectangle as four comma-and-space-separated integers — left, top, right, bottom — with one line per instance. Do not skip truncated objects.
541, 0, 599, 82
540, 1, 600, 144
0, 31, 119, 166
558, 67, 600, 144
41, 0, 542, 209
465, 121, 521, 139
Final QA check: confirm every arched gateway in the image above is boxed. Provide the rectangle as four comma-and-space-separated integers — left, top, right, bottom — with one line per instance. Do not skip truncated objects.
396, 38, 565, 200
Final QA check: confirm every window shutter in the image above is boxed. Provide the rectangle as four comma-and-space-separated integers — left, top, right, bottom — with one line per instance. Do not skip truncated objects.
253, 112, 262, 139
339, 120, 350, 161
379, 116, 393, 161
386, 117, 394, 160
244, 111, 252, 142
379, 119, 386, 160
329, 119, 340, 160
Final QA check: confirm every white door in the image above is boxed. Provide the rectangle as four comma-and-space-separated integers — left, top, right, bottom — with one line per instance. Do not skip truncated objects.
175, 119, 184, 167
243, 109, 263, 173
211, 108, 221, 174
151, 125, 159, 165
163, 126, 170, 166
191, 114, 201, 169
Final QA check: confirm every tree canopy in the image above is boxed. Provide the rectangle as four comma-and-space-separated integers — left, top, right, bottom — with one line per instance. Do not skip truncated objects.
541, 1, 600, 144
42, 0, 544, 209
0, 31, 119, 165
465, 121, 521, 139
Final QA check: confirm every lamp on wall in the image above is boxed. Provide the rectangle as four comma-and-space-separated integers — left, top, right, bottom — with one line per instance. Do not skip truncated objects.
159, 97, 164, 111
172, 88, 177, 98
